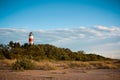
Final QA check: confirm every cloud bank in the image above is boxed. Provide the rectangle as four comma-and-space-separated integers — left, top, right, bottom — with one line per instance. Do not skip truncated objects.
0, 26, 120, 59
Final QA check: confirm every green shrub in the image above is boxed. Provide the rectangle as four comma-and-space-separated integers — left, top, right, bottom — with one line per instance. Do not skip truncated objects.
0, 54, 5, 59
12, 58, 35, 71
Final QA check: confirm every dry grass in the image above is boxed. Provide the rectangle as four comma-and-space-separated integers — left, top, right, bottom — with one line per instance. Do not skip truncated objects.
0, 59, 119, 70
89, 61, 118, 69
67, 61, 90, 68
39, 63, 57, 70
0, 59, 16, 70
33, 60, 58, 70
33, 60, 120, 70
0, 59, 16, 65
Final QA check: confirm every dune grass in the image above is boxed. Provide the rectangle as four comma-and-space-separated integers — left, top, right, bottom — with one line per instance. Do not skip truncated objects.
89, 61, 118, 69
0, 59, 16, 65
33, 60, 119, 70
0, 59, 119, 71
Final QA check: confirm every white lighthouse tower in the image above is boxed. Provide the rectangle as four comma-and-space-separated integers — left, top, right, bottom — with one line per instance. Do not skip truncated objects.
29, 32, 34, 45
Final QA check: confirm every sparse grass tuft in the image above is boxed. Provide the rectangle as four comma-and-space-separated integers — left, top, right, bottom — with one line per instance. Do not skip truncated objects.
0, 59, 16, 65
0, 59, 16, 70
68, 61, 90, 68
39, 63, 57, 70
90, 61, 118, 69
97, 63, 117, 69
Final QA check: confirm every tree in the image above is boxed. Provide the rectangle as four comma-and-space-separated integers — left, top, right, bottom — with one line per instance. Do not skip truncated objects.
9, 41, 14, 48
22, 43, 29, 48
14, 42, 20, 48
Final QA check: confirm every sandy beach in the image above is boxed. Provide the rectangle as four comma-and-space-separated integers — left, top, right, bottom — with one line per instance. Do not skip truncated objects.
0, 68, 120, 80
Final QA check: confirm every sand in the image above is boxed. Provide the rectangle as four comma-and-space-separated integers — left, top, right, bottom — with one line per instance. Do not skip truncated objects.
0, 69, 120, 80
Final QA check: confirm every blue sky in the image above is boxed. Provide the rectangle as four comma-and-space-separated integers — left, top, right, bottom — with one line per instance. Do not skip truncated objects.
0, 0, 120, 59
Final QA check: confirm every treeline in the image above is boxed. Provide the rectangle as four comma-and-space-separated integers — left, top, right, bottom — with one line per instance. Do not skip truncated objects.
0, 41, 111, 61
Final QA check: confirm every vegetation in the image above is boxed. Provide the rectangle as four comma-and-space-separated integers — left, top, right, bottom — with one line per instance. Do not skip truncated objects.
12, 58, 35, 71
0, 59, 119, 71
38, 63, 57, 70
0, 41, 111, 61
0, 41, 119, 71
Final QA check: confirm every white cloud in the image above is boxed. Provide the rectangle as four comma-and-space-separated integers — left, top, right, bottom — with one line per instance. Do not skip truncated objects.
94, 25, 120, 37
95, 25, 112, 31
0, 28, 28, 44
95, 25, 120, 32
1, 26, 120, 43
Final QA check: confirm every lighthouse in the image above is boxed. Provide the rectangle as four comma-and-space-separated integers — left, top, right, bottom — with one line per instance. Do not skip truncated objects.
29, 32, 34, 45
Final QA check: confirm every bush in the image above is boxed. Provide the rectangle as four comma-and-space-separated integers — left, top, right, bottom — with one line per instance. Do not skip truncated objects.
12, 58, 35, 71
0, 42, 112, 61
0, 54, 5, 59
